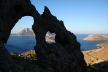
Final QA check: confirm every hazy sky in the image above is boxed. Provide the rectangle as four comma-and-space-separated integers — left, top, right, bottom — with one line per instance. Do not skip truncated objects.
11, 0, 108, 34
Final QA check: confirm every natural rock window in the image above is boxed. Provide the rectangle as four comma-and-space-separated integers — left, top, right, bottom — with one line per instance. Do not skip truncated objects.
45, 31, 56, 43
0, 1, 87, 71
6, 16, 35, 53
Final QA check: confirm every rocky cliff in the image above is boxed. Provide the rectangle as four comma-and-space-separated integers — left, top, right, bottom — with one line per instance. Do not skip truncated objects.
0, 0, 87, 72
84, 34, 108, 41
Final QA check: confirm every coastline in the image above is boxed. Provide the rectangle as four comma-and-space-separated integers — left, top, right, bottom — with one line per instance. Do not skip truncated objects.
83, 34, 108, 41
82, 42, 108, 65
10, 42, 108, 65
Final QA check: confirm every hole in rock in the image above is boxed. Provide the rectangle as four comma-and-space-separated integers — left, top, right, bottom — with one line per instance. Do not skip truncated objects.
45, 31, 56, 44
6, 16, 36, 55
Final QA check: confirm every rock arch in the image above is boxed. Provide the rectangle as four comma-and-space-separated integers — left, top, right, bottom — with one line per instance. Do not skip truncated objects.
0, 0, 40, 43
0, 0, 87, 72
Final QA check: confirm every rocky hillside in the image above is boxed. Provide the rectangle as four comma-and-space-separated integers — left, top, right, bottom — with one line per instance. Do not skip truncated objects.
82, 42, 108, 72
84, 34, 108, 41
11, 42, 108, 72
11, 28, 35, 36
82, 42, 108, 65
18, 42, 108, 66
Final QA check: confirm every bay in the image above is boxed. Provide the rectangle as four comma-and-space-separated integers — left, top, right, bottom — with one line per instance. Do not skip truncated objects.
5, 34, 108, 53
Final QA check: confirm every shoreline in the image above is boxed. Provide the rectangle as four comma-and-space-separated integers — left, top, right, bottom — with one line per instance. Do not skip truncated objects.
82, 42, 108, 65
10, 42, 108, 68
83, 34, 108, 41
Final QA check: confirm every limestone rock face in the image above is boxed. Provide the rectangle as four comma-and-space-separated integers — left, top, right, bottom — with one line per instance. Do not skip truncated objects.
0, 0, 87, 72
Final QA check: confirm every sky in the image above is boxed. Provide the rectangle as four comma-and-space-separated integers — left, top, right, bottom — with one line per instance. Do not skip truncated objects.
11, 0, 108, 34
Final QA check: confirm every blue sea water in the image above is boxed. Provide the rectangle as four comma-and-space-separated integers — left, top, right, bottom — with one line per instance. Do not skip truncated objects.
76, 34, 108, 51
5, 34, 108, 53
6, 36, 36, 53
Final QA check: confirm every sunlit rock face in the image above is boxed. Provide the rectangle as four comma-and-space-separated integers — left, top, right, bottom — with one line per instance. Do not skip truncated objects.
0, 0, 87, 72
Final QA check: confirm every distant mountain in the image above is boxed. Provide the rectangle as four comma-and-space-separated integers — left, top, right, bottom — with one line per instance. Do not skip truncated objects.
84, 34, 108, 41
11, 28, 55, 42
11, 28, 35, 36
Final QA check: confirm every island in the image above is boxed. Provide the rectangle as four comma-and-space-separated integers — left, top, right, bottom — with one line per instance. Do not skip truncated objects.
11, 28, 55, 42
11, 28, 35, 36
84, 34, 108, 41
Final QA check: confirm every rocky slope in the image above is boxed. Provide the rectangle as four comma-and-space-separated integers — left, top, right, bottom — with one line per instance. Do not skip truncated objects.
82, 42, 108, 72
84, 34, 108, 41
82, 42, 108, 65
11, 42, 108, 72
17, 42, 108, 66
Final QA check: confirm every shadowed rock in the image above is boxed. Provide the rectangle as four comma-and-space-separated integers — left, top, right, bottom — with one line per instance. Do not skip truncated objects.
0, 0, 40, 43
0, 0, 87, 72
0, 0, 40, 72
32, 6, 87, 72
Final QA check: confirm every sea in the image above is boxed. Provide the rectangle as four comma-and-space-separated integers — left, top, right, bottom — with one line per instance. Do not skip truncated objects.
5, 34, 108, 53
